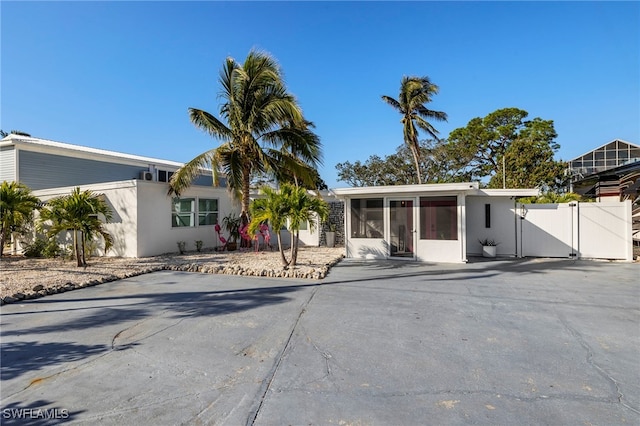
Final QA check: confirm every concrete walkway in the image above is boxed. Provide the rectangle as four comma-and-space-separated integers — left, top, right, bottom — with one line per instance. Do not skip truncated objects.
1, 258, 639, 425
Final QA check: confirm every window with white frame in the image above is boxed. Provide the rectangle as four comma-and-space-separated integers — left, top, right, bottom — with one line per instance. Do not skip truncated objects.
172, 198, 195, 227
350, 198, 383, 238
419, 196, 457, 240
198, 199, 218, 226
172, 197, 219, 228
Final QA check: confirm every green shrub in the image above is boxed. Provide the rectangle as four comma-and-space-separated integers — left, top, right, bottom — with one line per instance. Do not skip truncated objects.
23, 238, 47, 258
23, 237, 65, 258
43, 239, 65, 258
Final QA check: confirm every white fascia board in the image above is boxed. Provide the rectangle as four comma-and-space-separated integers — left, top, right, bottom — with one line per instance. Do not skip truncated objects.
331, 182, 479, 198
473, 188, 540, 197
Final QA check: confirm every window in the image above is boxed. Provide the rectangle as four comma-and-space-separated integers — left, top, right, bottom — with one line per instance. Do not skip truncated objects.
198, 199, 218, 226
158, 170, 176, 183
351, 198, 383, 238
172, 197, 219, 228
172, 198, 195, 227
420, 196, 457, 240
485, 204, 491, 228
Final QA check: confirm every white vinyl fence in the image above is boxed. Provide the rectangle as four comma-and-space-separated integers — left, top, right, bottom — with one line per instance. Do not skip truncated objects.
517, 201, 633, 261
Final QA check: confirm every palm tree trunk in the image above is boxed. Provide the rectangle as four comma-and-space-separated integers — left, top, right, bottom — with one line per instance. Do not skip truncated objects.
80, 231, 87, 267
74, 230, 83, 267
410, 144, 423, 185
291, 230, 300, 266
276, 233, 290, 268
0, 228, 6, 257
242, 164, 251, 217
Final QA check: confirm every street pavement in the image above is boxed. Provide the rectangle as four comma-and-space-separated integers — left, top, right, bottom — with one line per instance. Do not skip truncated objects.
1, 257, 639, 425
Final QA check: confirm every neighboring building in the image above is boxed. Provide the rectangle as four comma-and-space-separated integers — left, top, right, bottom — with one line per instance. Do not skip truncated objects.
0, 134, 234, 257
567, 139, 640, 200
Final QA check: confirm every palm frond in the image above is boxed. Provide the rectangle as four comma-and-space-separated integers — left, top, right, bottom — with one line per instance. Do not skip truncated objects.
168, 149, 218, 196
189, 108, 233, 140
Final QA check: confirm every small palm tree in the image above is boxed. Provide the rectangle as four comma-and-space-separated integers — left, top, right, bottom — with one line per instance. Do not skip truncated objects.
382, 76, 447, 184
0, 181, 40, 256
283, 184, 328, 266
249, 183, 328, 268
170, 49, 322, 216
40, 187, 113, 267
249, 186, 290, 267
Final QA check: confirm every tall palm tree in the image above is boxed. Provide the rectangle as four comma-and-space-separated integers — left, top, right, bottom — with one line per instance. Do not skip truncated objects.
40, 187, 113, 267
249, 183, 328, 268
170, 49, 322, 215
382, 76, 448, 184
0, 181, 40, 256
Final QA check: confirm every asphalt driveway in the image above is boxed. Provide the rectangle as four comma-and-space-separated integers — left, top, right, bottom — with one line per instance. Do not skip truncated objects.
1, 258, 639, 425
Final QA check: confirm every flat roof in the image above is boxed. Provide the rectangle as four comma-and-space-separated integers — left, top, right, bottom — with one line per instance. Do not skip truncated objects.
331, 183, 539, 198
331, 182, 479, 197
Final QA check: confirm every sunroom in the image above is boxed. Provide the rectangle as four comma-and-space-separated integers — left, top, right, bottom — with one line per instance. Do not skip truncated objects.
332, 183, 538, 263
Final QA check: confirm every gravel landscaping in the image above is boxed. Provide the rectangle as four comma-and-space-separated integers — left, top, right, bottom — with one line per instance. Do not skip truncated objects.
0, 246, 344, 304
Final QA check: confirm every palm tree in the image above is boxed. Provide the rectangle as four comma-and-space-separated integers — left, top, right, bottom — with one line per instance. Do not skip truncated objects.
381, 76, 448, 184
249, 186, 290, 267
283, 184, 328, 266
0, 181, 40, 256
170, 49, 322, 215
40, 187, 113, 267
249, 183, 328, 268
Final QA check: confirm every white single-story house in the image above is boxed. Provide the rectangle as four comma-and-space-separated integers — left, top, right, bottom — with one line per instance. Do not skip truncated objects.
332, 183, 539, 263
332, 182, 634, 262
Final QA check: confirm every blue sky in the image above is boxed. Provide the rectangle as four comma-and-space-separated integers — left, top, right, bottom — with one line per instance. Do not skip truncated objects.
2, 1, 639, 189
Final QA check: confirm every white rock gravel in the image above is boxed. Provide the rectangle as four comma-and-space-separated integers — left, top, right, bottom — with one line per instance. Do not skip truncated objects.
0, 247, 344, 304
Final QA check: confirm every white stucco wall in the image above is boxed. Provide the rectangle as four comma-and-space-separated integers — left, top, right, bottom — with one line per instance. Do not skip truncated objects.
297, 215, 320, 247
347, 238, 387, 259
136, 181, 237, 257
466, 196, 519, 257
34, 180, 140, 258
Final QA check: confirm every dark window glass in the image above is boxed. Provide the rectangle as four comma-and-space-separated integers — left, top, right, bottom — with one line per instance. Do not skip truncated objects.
419, 196, 457, 240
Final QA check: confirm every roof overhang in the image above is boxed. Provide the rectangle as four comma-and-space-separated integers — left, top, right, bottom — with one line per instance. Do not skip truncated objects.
331, 182, 480, 198
472, 188, 540, 197
330, 183, 541, 199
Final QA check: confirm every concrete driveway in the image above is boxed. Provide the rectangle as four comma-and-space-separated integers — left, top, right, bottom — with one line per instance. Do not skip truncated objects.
1, 258, 639, 425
